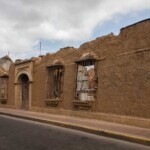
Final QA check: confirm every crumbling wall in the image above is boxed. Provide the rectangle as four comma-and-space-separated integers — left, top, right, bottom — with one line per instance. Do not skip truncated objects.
90, 20, 150, 117
32, 47, 79, 109
20, 19, 150, 118
32, 57, 46, 108
119, 19, 150, 52
0, 18, 149, 120
97, 49, 150, 117
7, 63, 15, 105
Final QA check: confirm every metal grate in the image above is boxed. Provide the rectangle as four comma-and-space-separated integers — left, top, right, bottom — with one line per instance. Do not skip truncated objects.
47, 65, 64, 99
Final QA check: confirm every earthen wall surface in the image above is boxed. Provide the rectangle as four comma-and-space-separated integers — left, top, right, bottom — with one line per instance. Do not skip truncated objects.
7, 64, 15, 105
1, 19, 150, 119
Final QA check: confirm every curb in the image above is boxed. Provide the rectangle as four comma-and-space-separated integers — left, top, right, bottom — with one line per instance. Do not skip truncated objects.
0, 112, 150, 146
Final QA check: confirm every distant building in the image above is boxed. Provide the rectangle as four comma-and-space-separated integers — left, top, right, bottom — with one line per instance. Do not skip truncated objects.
0, 19, 150, 127
0, 55, 13, 104
0, 55, 13, 72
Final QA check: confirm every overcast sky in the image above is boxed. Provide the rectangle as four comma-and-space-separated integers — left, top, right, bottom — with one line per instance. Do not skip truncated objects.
0, 0, 150, 61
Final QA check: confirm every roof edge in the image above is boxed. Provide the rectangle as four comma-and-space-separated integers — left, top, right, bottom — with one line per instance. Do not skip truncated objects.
120, 18, 150, 31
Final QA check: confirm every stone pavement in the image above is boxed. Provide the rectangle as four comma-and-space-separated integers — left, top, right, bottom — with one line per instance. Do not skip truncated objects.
0, 108, 150, 146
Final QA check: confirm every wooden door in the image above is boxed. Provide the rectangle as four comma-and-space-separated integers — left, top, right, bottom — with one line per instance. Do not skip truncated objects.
22, 78, 29, 110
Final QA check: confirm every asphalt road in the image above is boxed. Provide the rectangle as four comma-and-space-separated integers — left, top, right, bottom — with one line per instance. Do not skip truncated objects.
0, 115, 149, 150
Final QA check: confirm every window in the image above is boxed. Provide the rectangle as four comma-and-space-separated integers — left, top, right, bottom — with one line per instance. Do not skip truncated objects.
47, 65, 64, 100
0, 76, 8, 100
75, 59, 97, 102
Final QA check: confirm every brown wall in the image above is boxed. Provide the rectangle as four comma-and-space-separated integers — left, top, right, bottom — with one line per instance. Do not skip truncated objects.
32, 59, 46, 108
97, 50, 150, 117
3, 19, 150, 118
7, 64, 15, 105
32, 19, 150, 118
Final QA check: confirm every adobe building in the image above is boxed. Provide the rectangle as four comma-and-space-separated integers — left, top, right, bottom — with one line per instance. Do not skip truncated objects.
0, 19, 150, 127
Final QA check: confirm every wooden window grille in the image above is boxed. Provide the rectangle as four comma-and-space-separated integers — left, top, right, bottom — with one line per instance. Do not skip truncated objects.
47, 65, 64, 100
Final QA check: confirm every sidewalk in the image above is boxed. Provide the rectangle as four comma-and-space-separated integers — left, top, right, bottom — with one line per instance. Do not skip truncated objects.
0, 108, 150, 146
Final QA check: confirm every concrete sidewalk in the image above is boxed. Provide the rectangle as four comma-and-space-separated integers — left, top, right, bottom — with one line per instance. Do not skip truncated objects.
0, 108, 150, 146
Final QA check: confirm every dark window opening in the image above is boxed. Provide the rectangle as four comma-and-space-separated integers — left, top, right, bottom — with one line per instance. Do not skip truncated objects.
47, 65, 64, 100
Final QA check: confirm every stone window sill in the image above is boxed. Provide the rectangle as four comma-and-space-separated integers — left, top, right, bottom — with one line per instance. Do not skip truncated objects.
73, 100, 95, 110
0, 98, 7, 104
45, 99, 61, 107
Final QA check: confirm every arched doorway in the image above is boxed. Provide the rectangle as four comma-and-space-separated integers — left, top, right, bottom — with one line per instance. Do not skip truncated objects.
18, 74, 29, 110
14, 61, 33, 110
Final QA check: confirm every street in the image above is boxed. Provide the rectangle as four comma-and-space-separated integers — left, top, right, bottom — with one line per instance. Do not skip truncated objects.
0, 115, 149, 150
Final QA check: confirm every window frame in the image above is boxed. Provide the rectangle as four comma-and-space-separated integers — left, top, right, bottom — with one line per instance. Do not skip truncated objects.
46, 64, 64, 101
0, 75, 8, 103
75, 58, 97, 102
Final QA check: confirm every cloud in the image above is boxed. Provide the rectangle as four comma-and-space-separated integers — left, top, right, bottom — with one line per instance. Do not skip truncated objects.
0, 0, 149, 59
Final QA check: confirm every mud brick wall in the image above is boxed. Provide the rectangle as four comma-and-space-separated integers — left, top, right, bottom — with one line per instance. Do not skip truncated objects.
97, 50, 150, 117
31, 19, 150, 118
7, 64, 15, 105
32, 59, 46, 108
3, 19, 150, 118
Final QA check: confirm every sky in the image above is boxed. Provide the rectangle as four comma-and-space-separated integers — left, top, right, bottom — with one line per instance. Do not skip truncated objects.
0, 0, 149, 61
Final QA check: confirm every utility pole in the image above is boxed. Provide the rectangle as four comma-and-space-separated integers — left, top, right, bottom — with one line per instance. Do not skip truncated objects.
40, 41, 41, 56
